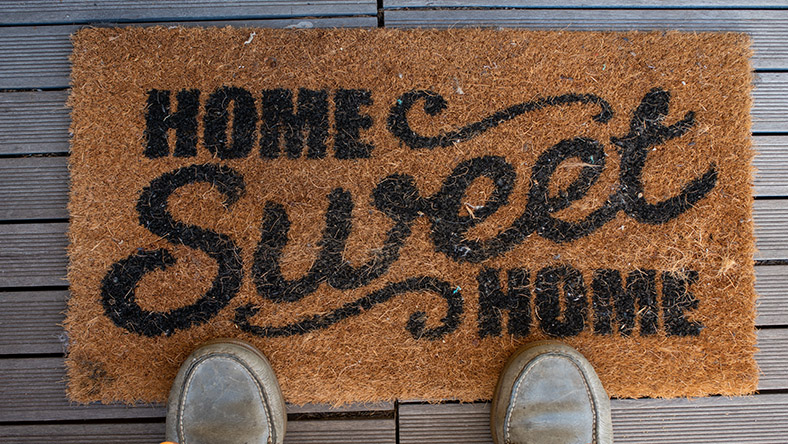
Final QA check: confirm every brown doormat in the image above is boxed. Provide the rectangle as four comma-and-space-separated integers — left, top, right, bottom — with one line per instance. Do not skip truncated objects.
66, 28, 757, 405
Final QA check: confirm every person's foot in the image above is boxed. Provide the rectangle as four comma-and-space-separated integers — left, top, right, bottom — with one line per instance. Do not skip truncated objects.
491, 341, 612, 444
164, 339, 286, 444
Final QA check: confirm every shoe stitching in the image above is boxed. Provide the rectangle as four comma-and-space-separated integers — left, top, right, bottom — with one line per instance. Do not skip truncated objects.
178, 352, 275, 444
572, 356, 597, 444
503, 348, 597, 444
178, 356, 202, 444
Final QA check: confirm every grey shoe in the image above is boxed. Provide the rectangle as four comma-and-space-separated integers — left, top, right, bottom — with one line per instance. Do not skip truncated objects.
491, 341, 612, 444
165, 339, 286, 444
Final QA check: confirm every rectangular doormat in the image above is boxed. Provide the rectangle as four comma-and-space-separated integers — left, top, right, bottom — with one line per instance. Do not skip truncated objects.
67, 28, 757, 405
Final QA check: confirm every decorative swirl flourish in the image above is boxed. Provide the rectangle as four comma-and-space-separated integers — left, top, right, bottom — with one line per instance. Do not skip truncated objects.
235, 276, 463, 340
387, 90, 614, 149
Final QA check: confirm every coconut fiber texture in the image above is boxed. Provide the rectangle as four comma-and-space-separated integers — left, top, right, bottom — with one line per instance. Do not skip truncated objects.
67, 28, 757, 405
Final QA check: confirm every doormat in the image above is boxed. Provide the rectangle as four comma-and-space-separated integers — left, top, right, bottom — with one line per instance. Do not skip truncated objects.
66, 28, 757, 405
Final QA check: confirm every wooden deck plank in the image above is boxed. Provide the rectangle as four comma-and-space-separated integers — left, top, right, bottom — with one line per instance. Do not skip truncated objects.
0, 91, 71, 155
1, 137, 785, 220
0, 69, 783, 157
753, 136, 788, 197
1, 262, 783, 355
398, 393, 788, 443
0, 419, 395, 444
755, 265, 788, 326
2, 14, 788, 90
0, 198, 784, 287
0, 17, 378, 90
0, 27, 73, 89
0, 423, 167, 444
0, 329, 783, 421
0, 357, 394, 421
282, 419, 396, 444
0, 157, 69, 220
386, 9, 788, 70
0, 357, 165, 421
755, 328, 788, 391
1, 71, 784, 155
0, 223, 68, 287
386, 1, 788, 7
753, 200, 788, 261
0, 265, 784, 356
1, 0, 377, 26
753, 73, 788, 134
0, 290, 69, 355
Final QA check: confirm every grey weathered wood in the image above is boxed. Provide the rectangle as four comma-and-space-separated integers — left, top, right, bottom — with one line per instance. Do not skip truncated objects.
0, 157, 69, 220
612, 393, 788, 443
0, 290, 68, 355
0, 74, 785, 216
0, 27, 74, 89
1, 330, 782, 421
755, 265, 788, 326
0, 197, 783, 287
1, 264, 783, 355
755, 328, 788, 391
386, 9, 788, 70
0, 223, 68, 287
752, 73, 788, 134
0, 17, 378, 90
0, 423, 167, 444
2, 16, 788, 90
1, 72, 783, 156
0, 91, 71, 155
1, 261, 781, 355
0, 358, 166, 421
0, 68, 784, 155
753, 199, 788, 261
3, 135, 784, 219
0, 140, 783, 219
387, 1, 788, 7
399, 393, 788, 443
283, 419, 395, 444
0, 419, 394, 444
0, 357, 394, 421
754, 136, 788, 197
1, 0, 377, 26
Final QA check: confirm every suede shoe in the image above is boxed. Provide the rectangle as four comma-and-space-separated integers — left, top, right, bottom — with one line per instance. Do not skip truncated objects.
165, 339, 286, 444
491, 341, 612, 444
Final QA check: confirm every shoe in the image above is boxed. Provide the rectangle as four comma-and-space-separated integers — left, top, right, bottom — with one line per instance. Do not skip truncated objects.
165, 339, 286, 444
491, 341, 612, 444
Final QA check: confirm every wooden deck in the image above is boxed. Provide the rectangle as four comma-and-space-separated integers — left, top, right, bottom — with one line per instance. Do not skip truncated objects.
1, 1, 787, 442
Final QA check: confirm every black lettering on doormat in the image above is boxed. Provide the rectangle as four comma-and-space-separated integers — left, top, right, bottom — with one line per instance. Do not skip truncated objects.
106, 87, 712, 339
101, 164, 245, 336
235, 276, 463, 340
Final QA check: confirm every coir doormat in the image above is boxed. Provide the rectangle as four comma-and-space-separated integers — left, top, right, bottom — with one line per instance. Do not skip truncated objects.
67, 28, 757, 404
